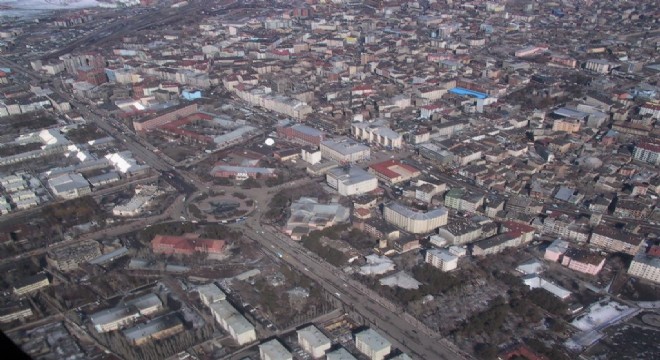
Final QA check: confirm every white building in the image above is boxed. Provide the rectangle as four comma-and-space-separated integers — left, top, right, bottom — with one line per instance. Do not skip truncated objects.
383, 202, 448, 234
302, 147, 322, 165
326, 167, 378, 196
48, 172, 91, 199
351, 122, 403, 149
297, 325, 331, 358
196, 283, 226, 306
320, 138, 370, 163
208, 301, 256, 345
355, 328, 391, 360
628, 254, 660, 284
326, 347, 357, 360
425, 249, 458, 271
259, 339, 292, 360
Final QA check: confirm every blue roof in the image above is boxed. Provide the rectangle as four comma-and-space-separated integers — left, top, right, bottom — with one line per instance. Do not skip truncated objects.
449, 87, 488, 99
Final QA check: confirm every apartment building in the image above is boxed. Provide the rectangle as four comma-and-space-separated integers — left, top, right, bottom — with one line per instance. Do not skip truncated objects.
590, 225, 644, 255
12, 274, 49, 296
628, 253, 660, 284
383, 202, 448, 234
425, 249, 458, 272
561, 248, 606, 275
209, 300, 257, 345
351, 122, 403, 149
437, 219, 484, 245
444, 188, 484, 213
259, 339, 292, 360
297, 325, 331, 358
355, 328, 391, 360
633, 141, 660, 165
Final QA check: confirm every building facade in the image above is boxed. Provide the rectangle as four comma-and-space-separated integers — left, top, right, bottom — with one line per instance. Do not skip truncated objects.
383, 203, 448, 234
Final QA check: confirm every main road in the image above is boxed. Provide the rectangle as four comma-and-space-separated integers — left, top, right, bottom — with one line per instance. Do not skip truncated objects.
236, 214, 470, 359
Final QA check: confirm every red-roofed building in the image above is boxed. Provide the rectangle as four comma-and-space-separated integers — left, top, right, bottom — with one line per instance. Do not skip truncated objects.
151, 234, 226, 258
368, 160, 421, 185
633, 141, 660, 165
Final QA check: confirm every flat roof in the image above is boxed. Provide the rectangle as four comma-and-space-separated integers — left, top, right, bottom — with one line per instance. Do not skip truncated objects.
355, 328, 391, 352
259, 339, 292, 359
297, 325, 331, 348
386, 202, 447, 221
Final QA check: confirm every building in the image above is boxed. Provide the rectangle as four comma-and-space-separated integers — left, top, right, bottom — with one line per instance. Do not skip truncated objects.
561, 248, 606, 275
12, 274, 49, 296
633, 141, 660, 165
284, 197, 350, 240
425, 249, 458, 271
320, 138, 370, 163
90, 294, 163, 333
326, 167, 378, 196
47, 240, 102, 272
122, 312, 184, 345
544, 239, 569, 262
552, 119, 581, 133
444, 188, 484, 213
383, 203, 448, 234
196, 283, 226, 306
355, 328, 391, 360
418, 143, 454, 164
301, 147, 322, 165
584, 59, 615, 74
151, 234, 226, 258
259, 339, 292, 360
436, 219, 484, 245
326, 347, 357, 360
277, 124, 325, 146
133, 103, 198, 132
628, 253, 660, 284
0, 306, 33, 323
209, 300, 256, 345
210, 165, 277, 180
590, 225, 643, 255
48, 172, 91, 199
351, 122, 403, 149
297, 325, 331, 358
368, 160, 421, 185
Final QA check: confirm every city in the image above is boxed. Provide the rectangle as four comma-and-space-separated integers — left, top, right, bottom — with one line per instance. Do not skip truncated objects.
0, 0, 659, 360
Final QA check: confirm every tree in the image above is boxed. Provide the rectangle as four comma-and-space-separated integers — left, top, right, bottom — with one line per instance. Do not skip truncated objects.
474, 343, 498, 360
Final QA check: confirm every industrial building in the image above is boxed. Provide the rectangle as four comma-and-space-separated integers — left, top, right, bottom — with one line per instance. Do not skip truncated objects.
89, 294, 163, 333
326, 166, 378, 196
383, 202, 448, 234
47, 240, 102, 272
320, 138, 370, 163
284, 197, 350, 240
122, 312, 184, 345
277, 123, 325, 146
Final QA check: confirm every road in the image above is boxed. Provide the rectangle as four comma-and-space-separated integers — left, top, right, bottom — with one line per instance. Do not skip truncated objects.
234, 209, 468, 359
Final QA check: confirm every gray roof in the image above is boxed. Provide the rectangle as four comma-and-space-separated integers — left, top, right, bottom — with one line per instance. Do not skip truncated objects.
209, 300, 255, 335
355, 328, 391, 352
327, 166, 376, 186
259, 339, 292, 359
297, 325, 331, 348
122, 312, 182, 341
321, 138, 370, 156
386, 202, 448, 221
